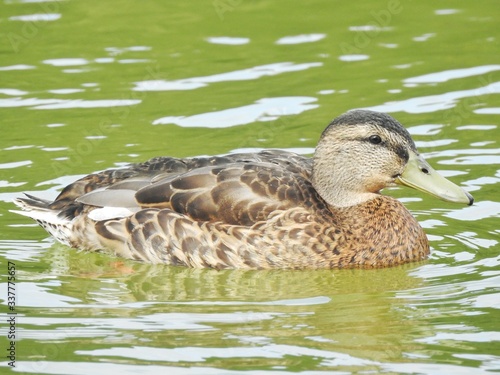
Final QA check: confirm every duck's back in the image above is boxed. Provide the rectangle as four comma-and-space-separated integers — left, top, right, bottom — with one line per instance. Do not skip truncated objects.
41, 150, 330, 226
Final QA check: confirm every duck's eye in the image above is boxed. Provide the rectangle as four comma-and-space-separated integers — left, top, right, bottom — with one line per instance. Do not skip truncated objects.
368, 135, 382, 145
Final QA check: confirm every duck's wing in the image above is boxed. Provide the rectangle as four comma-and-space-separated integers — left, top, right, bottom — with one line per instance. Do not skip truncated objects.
71, 151, 324, 226
51, 150, 310, 206
134, 161, 321, 225
50, 150, 323, 225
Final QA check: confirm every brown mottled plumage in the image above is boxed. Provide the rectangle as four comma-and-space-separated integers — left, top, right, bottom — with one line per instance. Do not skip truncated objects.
12, 110, 473, 269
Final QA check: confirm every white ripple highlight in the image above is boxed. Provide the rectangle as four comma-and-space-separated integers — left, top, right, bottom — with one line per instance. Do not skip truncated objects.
363, 81, 500, 113
134, 62, 322, 91
153, 97, 318, 128
404, 65, 500, 84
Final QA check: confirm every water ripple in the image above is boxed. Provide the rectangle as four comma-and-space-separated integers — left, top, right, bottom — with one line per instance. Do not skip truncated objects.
0, 97, 141, 109
0, 160, 32, 169
18, 311, 282, 331
475, 107, 500, 114
153, 97, 318, 128
43, 58, 89, 67
9, 13, 61, 21
275, 34, 326, 45
133, 62, 322, 91
339, 54, 370, 62
76, 344, 374, 366
444, 201, 500, 221
206, 37, 250, 45
363, 81, 500, 113
0, 64, 35, 70
0, 88, 28, 96
404, 65, 500, 84
0, 361, 347, 374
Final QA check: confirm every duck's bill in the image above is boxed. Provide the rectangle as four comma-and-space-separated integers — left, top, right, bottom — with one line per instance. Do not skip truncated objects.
395, 150, 474, 206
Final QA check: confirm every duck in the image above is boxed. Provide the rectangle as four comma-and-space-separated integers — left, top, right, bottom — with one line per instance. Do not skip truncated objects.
12, 110, 474, 269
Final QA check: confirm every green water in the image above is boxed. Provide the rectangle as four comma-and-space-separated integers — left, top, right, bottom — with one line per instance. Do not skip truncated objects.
1, 0, 499, 373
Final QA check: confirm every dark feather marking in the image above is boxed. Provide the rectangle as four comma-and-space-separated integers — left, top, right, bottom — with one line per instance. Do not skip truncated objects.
393, 144, 409, 162
170, 192, 189, 214
181, 237, 198, 254
289, 228, 302, 239
171, 173, 215, 190
241, 211, 255, 226
170, 254, 185, 266
126, 216, 135, 234
134, 209, 158, 223
130, 229, 146, 258
267, 178, 279, 195
216, 244, 232, 266
142, 220, 158, 240
285, 187, 300, 202
186, 194, 214, 222
231, 227, 246, 241
150, 234, 166, 251
157, 209, 175, 235
249, 179, 267, 196
96, 220, 122, 241
277, 185, 287, 201
256, 169, 270, 183
135, 183, 172, 207
173, 217, 186, 237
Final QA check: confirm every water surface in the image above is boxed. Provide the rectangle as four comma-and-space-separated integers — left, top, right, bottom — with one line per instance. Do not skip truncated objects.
0, 0, 499, 373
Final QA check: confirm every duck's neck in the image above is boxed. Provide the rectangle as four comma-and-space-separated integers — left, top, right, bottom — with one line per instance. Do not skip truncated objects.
312, 151, 379, 208
317, 185, 379, 208
329, 196, 430, 268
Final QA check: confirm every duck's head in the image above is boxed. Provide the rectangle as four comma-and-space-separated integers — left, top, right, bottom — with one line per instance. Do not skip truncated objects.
312, 110, 474, 208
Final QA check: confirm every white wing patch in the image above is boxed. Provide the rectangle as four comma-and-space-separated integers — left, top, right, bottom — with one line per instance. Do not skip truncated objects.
88, 206, 138, 221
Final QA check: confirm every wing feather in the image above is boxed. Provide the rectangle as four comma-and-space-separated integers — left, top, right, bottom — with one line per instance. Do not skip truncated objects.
48, 150, 321, 225
134, 160, 322, 226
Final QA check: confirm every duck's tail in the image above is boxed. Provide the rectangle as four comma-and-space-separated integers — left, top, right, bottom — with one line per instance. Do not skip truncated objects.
11, 194, 74, 247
